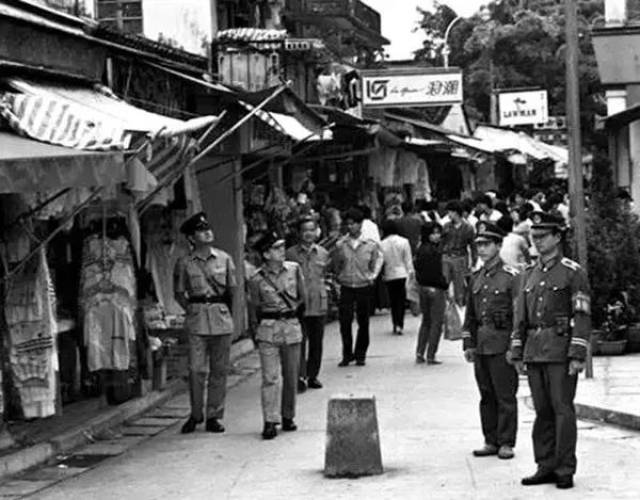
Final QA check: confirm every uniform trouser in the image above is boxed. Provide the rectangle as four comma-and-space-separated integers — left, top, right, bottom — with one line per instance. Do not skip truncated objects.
259, 339, 301, 423
442, 255, 468, 307
474, 353, 519, 447
188, 333, 232, 421
416, 286, 446, 360
527, 362, 578, 477
339, 286, 373, 362
299, 316, 325, 381
385, 278, 407, 330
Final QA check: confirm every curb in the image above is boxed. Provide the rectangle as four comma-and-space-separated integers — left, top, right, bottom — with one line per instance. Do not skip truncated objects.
0, 338, 255, 479
523, 396, 640, 432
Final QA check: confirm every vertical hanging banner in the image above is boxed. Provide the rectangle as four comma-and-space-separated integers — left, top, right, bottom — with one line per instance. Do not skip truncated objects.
498, 89, 549, 127
361, 68, 463, 108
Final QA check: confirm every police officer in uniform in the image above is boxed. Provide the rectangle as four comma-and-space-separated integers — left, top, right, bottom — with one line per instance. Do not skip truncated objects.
463, 222, 519, 460
174, 212, 236, 434
510, 211, 591, 490
249, 233, 306, 440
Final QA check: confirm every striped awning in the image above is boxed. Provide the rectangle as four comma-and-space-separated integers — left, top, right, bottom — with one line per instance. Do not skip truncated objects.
0, 78, 220, 151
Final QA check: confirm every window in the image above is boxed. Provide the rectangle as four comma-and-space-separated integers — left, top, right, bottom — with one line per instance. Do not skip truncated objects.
96, 0, 143, 34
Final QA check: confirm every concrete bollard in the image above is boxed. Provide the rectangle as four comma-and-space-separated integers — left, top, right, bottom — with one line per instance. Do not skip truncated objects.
324, 395, 383, 478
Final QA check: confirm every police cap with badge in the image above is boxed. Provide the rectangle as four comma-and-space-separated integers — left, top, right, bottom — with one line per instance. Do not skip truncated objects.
530, 211, 565, 232
253, 232, 285, 254
180, 211, 211, 236
475, 221, 506, 243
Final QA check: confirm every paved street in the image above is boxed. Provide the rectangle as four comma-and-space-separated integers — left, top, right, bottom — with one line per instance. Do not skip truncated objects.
25, 314, 640, 499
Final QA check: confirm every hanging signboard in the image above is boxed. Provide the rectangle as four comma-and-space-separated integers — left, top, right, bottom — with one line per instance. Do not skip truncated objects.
498, 90, 549, 127
361, 68, 463, 108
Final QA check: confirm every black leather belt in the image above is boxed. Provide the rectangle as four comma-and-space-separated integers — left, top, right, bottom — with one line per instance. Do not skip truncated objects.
261, 311, 297, 320
189, 296, 225, 304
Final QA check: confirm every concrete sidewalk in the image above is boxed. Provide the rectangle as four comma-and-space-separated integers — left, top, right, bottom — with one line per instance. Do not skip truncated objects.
574, 353, 640, 430
0, 338, 255, 479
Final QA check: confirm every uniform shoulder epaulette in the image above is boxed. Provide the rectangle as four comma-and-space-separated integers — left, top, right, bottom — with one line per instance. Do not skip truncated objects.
283, 260, 299, 271
561, 257, 581, 271
502, 265, 519, 276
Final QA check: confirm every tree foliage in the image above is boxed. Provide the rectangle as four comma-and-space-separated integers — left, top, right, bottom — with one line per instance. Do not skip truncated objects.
415, 0, 606, 145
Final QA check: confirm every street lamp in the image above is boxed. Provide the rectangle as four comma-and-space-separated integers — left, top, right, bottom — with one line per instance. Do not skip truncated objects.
442, 7, 492, 68
443, 16, 462, 68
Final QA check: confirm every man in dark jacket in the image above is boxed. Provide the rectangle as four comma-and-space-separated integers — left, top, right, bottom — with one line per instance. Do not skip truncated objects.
463, 222, 520, 460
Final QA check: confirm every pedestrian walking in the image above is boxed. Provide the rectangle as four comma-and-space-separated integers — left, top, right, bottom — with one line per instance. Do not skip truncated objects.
329, 207, 383, 367
249, 232, 306, 440
414, 222, 448, 364
442, 200, 475, 307
510, 211, 591, 490
286, 217, 329, 392
380, 219, 414, 335
462, 222, 519, 460
174, 212, 236, 434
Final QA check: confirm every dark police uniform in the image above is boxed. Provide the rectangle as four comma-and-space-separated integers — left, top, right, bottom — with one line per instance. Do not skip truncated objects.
463, 222, 519, 455
510, 212, 591, 482
248, 233, 306, 439
174, 212, 236, 432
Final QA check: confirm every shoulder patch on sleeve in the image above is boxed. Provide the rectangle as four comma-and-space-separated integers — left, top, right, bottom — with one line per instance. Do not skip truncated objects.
561, 257, 581, 271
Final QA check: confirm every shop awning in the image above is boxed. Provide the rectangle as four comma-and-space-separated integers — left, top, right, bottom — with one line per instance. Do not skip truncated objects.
0, 131, 124, 193
0, 78, 221, 150
239, 101, 332, 142
604, 104, 640, 130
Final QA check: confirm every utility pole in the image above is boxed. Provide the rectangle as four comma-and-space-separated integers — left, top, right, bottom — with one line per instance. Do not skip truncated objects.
565, 0, 592, 378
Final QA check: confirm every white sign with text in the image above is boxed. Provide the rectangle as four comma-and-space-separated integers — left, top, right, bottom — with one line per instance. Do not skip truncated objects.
362, 71, 463, 108
498, 90, 549, 127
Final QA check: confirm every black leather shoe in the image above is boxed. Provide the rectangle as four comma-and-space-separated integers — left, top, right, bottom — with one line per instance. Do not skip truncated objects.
556, 475, 574, 489
205, 418, 225, 433
181, 416, 202, 434
308, 378, 323, 389
262, 422, 277, 440
297, 378, 307, 393
355, 359, 366, 366
338, 358, 352, 367
521, 470, 556, 486
472, 444, 498, 457
427, 359, 442, 365
282, 418, 297, 431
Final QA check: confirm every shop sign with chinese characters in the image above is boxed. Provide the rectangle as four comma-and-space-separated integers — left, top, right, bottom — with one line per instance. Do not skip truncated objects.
361, 69, 463, 108
498, 90, 549, 127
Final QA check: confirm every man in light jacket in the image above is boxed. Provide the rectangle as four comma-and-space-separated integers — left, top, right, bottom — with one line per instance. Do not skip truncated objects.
329, 207, 383, 367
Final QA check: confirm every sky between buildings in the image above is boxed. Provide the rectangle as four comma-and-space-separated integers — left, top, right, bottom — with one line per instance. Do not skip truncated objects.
364, 0, 488, 60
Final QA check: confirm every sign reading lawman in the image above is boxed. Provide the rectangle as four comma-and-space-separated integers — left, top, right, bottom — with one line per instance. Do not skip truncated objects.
361, 68, 463, 108
498, 90, 549, 127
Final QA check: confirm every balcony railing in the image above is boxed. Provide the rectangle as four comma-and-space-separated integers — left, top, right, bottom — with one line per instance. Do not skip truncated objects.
296, 0, 382, 36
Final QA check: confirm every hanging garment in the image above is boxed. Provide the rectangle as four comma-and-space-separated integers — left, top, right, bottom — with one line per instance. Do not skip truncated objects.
4, 249, 58, 419
80, 234, 137, 372
146, 242, 186, 316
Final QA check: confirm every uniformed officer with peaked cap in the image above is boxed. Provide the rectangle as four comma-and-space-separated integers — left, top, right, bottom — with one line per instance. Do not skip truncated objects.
249, 232, 306, 440
510, 211, 591, 489
463, 221, 520, 460
174, 211, 236, 434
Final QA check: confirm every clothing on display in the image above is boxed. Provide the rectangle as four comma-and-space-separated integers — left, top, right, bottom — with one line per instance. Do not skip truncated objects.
4, 249, 59, 419
80, 233, 137, 372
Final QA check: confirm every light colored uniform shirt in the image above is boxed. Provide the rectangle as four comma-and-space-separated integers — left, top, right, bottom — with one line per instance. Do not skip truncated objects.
248, 261, 305, 344
286, 243, 329, 317
174, 248, 236, 336
380, 234, 414, 282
